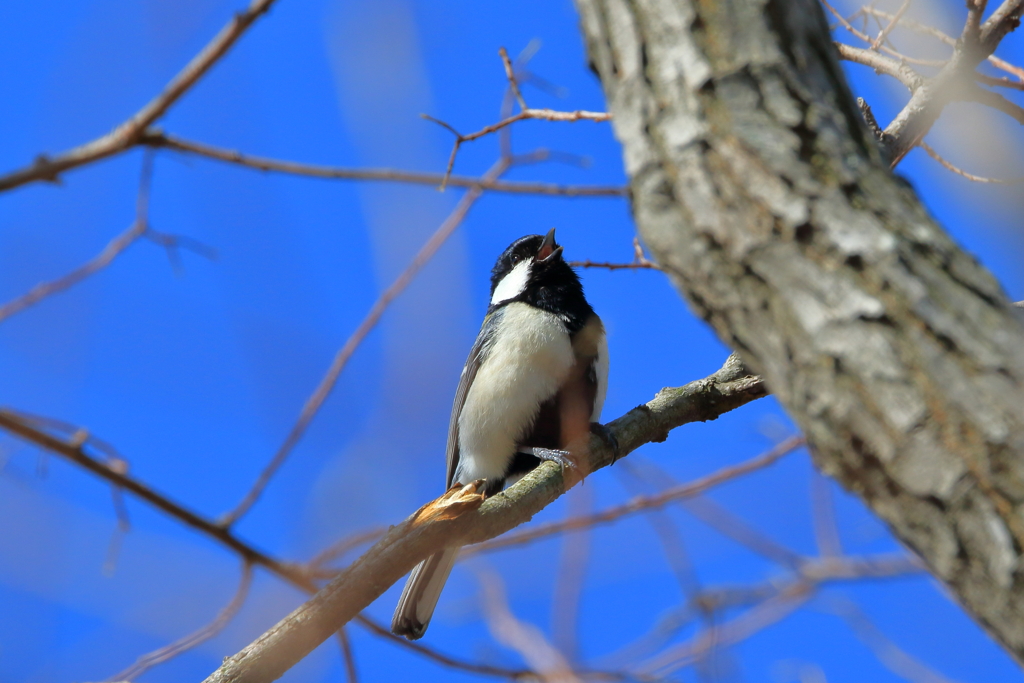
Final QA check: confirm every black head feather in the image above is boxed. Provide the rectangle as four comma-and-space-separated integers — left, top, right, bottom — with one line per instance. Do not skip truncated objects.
488, 230, 593, 333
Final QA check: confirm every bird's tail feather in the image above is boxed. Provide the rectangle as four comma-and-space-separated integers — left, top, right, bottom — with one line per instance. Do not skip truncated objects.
391, 547, 459, 639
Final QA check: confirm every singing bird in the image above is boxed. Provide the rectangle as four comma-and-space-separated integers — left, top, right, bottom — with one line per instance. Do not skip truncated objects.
391, 228, 608, 640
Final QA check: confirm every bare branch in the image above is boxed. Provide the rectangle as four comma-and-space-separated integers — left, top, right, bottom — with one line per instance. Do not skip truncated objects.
199, 355, 767, 683
870, 0, 913, 50
957, 82, 1024, 123
570, 239, 664, 272
141, 131, 626, 198
0, 153, 155, 324
822, 0, 943, 66
480, 570, 582, 683
423, 108, 611, 189
810, 471, 843, 557
683, 494, 805, 569
980, 0, 1024, 50
919, 141, 1024, 183
0, 410, 303, 582
827, 597, 961, 683
640, 555, 923, 676
219, 156, 512, 527
860, 6, 1024, 82
551, 486, 592, 662
336, 629, 358, 683
499, 47, 528, 112
643, 584, 813, 675
351, 615, 536, 680
568, 260, 662, 271
107, 561, 254, 682
0, 0, 278, 193
965, 0, 990, 44
308, 527, 389, 574
0, 409, 548, 680
975, 73, 1024, 90
469, 435, 800, 556
834, 43, 924, 91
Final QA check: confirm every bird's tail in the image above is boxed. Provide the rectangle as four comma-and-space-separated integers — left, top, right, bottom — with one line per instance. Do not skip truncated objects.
391, 547, 459, 639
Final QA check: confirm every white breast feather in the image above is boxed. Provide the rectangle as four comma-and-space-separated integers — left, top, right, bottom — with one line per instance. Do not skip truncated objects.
456, 303, 574, 483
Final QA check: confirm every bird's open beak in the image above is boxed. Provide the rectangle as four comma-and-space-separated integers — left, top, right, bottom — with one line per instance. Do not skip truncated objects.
537, 228, 562, 262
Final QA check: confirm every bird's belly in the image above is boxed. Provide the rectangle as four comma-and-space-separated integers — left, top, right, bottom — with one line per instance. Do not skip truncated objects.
455, 303, 574, 484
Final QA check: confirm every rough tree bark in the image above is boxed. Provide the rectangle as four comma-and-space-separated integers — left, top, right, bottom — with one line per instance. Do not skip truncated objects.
575, 0, 1024, 663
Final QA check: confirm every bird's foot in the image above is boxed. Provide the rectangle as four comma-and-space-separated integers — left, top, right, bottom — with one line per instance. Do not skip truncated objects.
521, 446, 577, 471
590, 422, 621, 464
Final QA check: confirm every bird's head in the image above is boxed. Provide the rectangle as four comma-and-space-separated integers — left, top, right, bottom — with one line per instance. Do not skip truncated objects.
489, 228, 573, 307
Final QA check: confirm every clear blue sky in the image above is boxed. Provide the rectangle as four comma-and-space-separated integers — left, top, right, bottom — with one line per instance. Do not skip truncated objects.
1, 0, 1022, 681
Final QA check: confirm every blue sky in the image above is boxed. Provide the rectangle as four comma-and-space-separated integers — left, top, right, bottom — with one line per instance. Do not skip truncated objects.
1, 0, 1022, 681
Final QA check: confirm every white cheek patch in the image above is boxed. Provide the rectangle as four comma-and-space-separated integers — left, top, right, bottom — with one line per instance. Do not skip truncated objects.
490, 259, 532, 306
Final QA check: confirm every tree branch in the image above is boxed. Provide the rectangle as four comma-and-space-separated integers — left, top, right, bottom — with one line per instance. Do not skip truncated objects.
860, 6, 1024, 83
199, 354, 767, 683
0, 355, 768, 681
919, 141, 1024, 183
467, 435, 799, 556
423, 108, 612, 190
834, 42, 924, 91
219, 155, 513, 527
0, 0, 278, 193
140, 131, 627, 198
107, 561, 254, 682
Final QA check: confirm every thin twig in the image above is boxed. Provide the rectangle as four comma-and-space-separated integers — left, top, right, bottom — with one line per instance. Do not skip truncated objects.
141, 131, 625, 198
628, 454, 806, 570
352, 615, 536, 680
480, 570, 583, 683
499, 47, 528, 112
810, 470, 843, 557
219, 156, 512, 528
641, 552, 922, 676
570, 241, 664, 272
107, 561, 254, 682
615, 462, 705, 598
826, 597, 961, 683
958, 82, 1024, 124
423, 109, 611, 190
103, 456, 132, 576
308, 527, 389, 574
870, 0, 912, 50
822, 0, 944, 67
569, 260, 661, 271
0, 409, 543, 680
860, 6, 1024, 82
919, 141, 1024, 183
834, 42, 924, 91
0, 0, 278, 192
468, 436, 802, 556
551, 486, 593, 662
336, 629, 358, 683
0, 410, 303, 582
876, 0, 1024, 163
0, 153, 155, 324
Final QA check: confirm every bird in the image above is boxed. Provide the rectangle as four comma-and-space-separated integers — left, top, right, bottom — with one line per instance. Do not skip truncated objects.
391, 228, 609, 640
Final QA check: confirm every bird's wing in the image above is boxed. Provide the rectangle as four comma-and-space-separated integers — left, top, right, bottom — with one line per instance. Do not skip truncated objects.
445, 311, 498, 488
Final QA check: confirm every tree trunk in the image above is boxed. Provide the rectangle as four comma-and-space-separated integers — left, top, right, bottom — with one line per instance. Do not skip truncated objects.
575, 0, 1024, 663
